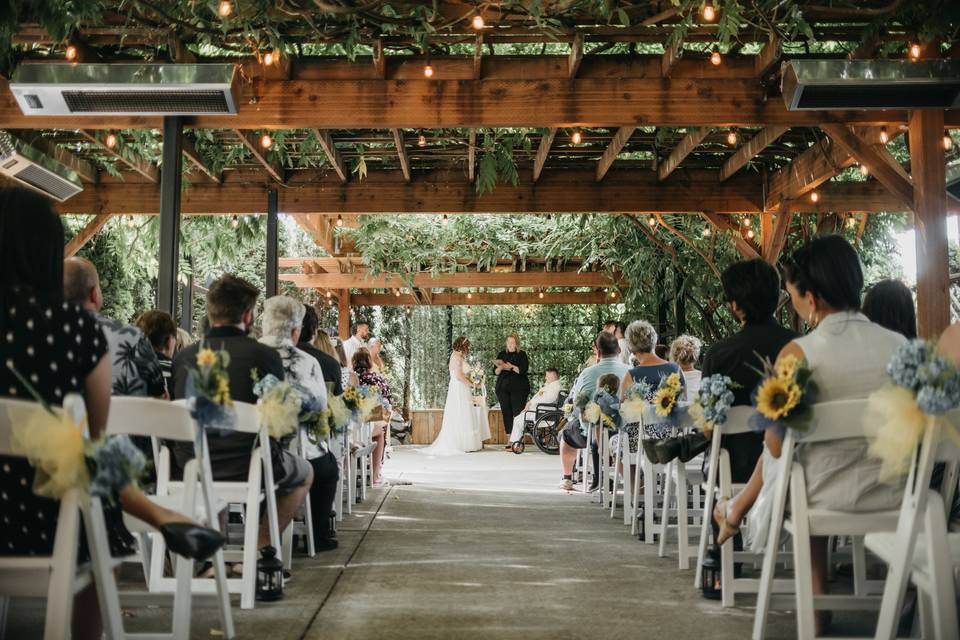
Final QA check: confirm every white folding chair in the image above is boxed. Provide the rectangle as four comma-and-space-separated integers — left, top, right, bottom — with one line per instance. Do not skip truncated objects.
866, 410, 960, 640
631, 416, 667, 544
284, 430, 316, 564
609, 428, 635, 525
652, 408, 700, 569
752, 399, 900, 640
106, 396, 234, 638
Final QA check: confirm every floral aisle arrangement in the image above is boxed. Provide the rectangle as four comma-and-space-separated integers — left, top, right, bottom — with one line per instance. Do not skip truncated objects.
589, 389, 621, 432
620, 380, 653, 424
252, 374, 301, 440
563, 388, 593, 436
185, 346, 235, 431
749, 354, 817, 436
654, 372, 684, 419
689, 374, 737, 436
468, 363, 486, 404
867, 340, 960, 479
326, 384, 389, 435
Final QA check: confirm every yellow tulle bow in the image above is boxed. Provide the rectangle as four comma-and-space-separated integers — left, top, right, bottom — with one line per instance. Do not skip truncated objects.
866, 384, 930, 481
620, 397, 647, 424
12, 407, 89, 499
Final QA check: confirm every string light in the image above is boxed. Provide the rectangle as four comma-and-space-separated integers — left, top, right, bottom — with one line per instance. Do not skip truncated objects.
423, 63, 434, 78
417, 134, 427, 147
745, 228, 755, 239
218, 0, 233, 17
260, 133, 273, 149
702, 2, 717, 22
702, 226, 712, 238
326, 291, 332, 298
538, 291, 544, 299
336, 214, 344, 228
879, 127, 889, 144
394, 289, 401, 297
472, 14, 485, 30
442, 214, 449, 226
263, 50, 278, 66
65, 45, 78, 61
859, 164, 869, 176
710, 49, 722, 66
467, 292, 473, 299
405, 306, 411, 315
104, 132, 118, 149
571, 129, 583, 145
647, 215, 657, 227
610, 291, 618, 299
809, 190, 820, 203
743, 217, 752, 228
466, 306, 472, 316
944, 134, 954, 151
908, 43, 921, 60
230, 215, 240, 229
726, 129, 738, 145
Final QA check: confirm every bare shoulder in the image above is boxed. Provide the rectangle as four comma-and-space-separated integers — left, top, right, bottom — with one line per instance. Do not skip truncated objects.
938, 323, 960, 365
776, 340, 806, 363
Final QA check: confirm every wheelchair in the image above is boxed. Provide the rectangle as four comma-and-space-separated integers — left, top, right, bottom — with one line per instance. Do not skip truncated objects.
510, 391, 568, 455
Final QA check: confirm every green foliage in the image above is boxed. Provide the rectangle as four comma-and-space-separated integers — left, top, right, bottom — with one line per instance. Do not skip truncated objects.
475, 129, 530, 195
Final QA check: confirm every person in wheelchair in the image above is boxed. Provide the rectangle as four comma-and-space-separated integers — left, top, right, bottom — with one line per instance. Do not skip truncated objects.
509, 368, 563, 452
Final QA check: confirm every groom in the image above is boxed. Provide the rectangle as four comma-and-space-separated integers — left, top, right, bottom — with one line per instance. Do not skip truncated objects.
342, 320, 369, 369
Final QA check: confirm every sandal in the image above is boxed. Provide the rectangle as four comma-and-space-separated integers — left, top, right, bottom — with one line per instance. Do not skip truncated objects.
713, 497, 740, 545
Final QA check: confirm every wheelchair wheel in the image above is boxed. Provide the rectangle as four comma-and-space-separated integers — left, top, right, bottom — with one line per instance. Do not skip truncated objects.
511, 441, 524, 455
532, 411, 564, 455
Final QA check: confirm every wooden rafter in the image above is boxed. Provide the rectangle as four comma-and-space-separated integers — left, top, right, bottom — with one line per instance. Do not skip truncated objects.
313, 129, 348, 184
64, 213, 111, 257
763, 206, 794, 264
468, 129, 477, 182
654, 214, 720, 278
755, 37, 782, 81
624, 214, 678, 261
80, 130, 158, 183
234, 129, 285, 183
180, 134, 221, 184
533, 129, 557, 183
700, 211, 761, 260
820, 123, 913, 211
719, 126, 789, 182
281, 270, 619, 290
596, 127, 636, 182
658, 128, 708, 181
568, 32, 584, 78
372, 38, 386, 79
764, 135, 853, 209
10, 130, 98, 183
391, 129, 411, 183
353, 291, 614, 306
661, 40, 682, 77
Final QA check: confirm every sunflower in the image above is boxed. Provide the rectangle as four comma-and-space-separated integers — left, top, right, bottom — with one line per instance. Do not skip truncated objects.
196, 348, 217, 369
775, 354, 801, 382
665, 373, 682, 391
213, 375, 232, 406
756, 376, 802, 420
654, 387, 677, 417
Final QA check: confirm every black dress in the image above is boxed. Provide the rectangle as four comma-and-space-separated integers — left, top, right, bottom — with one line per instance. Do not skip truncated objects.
494, 350, 530, 434
0, 287, 135, 557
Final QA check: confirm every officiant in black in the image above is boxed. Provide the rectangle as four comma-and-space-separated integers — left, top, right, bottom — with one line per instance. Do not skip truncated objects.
493, 334, 530, 445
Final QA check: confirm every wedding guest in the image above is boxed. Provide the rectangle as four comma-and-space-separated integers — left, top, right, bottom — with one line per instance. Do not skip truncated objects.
669, 334, 703, 396
494, 334, 530, 445
558, 332, 630, 491
863, 279, 917, 340
584, 319, 620, 368
509, 368, 563, 450
135, 309, 178, 396
173, 274, 313, 556
299, 306, 343, 397
342, 321, 369, 368
615, 321, 631, 366
175, 327, 194, 354
714, 236, 905, 632
259, 296, 338, 551
700, 259, 797, 484
368, 336, 386, 373
352, 348, 391, 485
0, 187, 223, 639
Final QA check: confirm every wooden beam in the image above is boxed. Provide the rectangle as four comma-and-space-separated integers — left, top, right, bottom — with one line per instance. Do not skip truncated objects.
820, 123, 914, 211
764, 207, 793, 264
64, 213, 111, 257
372, 39, 386, 79
754, 38, 782, 81
596, 127, 635, 182
765, 135, 854, 209
568, 32, 583, 78
353, 291, 613, 306
658, 128, 708, 181
180, 134, 221, 184
292, 214, 336, 255
57, 168, 763, 216
701, 211, 761, 260
468, 129, 476, 182
313, 129, 348, 184
80, 130, 158, 183
391, 129, 411, 182
9, 130, 98, 183
337, 289, 350, 340
234, 129, 285, 183
281, 270, 619, 290
661, 40, 682, 78
719, 126, 789, 182
533, 129, 557, 183
910, 109, 949, 337
473, 34, 483, 80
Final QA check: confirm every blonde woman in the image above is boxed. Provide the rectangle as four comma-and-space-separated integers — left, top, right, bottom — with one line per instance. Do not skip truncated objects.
368, 336, 386, 373
669, 335, 703, 396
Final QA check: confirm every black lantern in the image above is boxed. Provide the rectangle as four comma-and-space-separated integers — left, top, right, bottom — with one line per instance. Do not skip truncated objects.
256, 545, 284, 602
701, 544, 722, 600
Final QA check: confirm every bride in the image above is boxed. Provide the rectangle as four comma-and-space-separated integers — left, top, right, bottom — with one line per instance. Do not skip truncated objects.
422, 336, 490, 455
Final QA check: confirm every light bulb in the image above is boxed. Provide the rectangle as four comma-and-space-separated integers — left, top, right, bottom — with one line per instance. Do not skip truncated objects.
743, 217, 752, 228
417, 134, 427, 147
944, 134, 953, 151
610, 291, 618, 299
328, 299, 334, 306
260, 133, 272, 149
702, 226, 712, 237
218, 0, 233, 17
879, 127, 889, 144
538, 291, 544, 299
726, 129, 738, 145
710, 50, 721, 66
810, 191, 819, 203
571, 130, 583, 145
423, 64, 434, 78
65, 45, 78, 61
702, 2, 717, 22
326, 291, 332, 298
859, 164, 869, 176
336, 214, 343, 228
466, 306, 472, 316
104, 132, 118, 149
746, 228, 755, 239
472, 14, 485, 30
467, 292, 473, 299
442, 214, 449, 226
648, 216, 657, 227
909, 43, 921, 60
263, 51, 276, 66
230, 215, 239, 229
394, 289, 401, 297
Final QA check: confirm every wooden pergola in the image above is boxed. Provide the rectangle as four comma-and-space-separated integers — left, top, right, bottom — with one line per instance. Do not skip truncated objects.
2, 3, 957, 337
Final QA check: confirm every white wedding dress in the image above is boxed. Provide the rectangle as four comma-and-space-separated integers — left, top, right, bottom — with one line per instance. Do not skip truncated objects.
421, 352, 490, 455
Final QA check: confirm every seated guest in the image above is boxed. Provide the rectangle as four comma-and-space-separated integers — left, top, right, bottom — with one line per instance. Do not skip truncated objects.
368, 336, 387, 373
176, 327, 194, 354
259, 296, 338, 551
0, 187, 223, 639
863, 279, 917, 340
558, 332, 631, 491
619, 320, 686, 442
700, 259, 798, 484
714, 235, 906, 632
669, 334, 703, 396
509, 368, 563, 450
135, 310, 178, 396
299, 306, 343, 397
352, 348, 392, 485
172, 275, 313, 556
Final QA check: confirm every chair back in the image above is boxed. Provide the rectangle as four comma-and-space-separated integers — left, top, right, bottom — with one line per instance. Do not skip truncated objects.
107, 396, 196, 442
717, 405, 756, 436
798, 399, 870, 443
232, 401, 261, 435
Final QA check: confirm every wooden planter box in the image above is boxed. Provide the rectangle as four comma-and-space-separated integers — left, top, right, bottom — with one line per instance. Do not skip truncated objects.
410, 409, 508, 445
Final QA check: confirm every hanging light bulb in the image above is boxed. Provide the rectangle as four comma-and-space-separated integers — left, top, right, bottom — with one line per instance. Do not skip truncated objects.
944, 134, 953, 151
702, 226, 712, 237
472, 13, 485, 30
394, 289, 401, 297
809, 190, 820, 203
610, 290, 618, 299
908, 43, 921, 60
417, 134, 427, 147
336, 214, 344, 228
467, 292, 473, 299
104, 132, 118, 149
745, 228, 755, 239
466, 306, 472, 316
879, 127, 889, 144
405, 306, 411, 315
726, 129, 738, 145
538, 291, 545, 299
846, 216, 857, 229
710, 49, 722, 66
218, 0, 233, 17
743, 217, 752, 228
702, 2, 717, 22
263, 50, 277, 66
442, 214, 449, 226
65, 45, 78, 61
326, 290, 332, 299
126, 215, 136, 228
260, 133, 273, 149
423, 63, 434, 78
230, 215, 240, 229
571, 129, 583, 145
648, 215, 657, 227
859, 164, 870, 176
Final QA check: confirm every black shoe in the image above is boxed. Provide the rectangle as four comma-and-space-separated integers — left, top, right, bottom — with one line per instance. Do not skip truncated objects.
654, 437, 682, 464
160, 523, 226, 562
641, 439, 660, 463
678, 433, 710, 463
283, 569, 292, 583
313, 537, 339, 552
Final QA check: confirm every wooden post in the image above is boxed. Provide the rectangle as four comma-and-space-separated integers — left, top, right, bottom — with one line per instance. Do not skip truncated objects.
266, 189, 278, 298
337, 289, 351, 340
910, 109, 950, 337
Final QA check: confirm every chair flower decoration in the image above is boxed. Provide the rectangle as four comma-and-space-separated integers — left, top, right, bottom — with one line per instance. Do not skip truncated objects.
689, 374, 737, 436
468, 363, 486, 400
252, 373, 302, 440
620, 380, 653, 424
185, 346, 235, 432
591, 389, 622, 432
749, 354, 817, 436
866, 340, 960, 480
654, 372, 684, 419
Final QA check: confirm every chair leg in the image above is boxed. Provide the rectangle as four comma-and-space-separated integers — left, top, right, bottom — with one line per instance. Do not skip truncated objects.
789, 483, 816, 640
659, 461, 673, 557
644, 458, 655, 544
677, 462, 689, 570
696, 448, 720, 590
631, 446, 642, 536
923, 495, 959, 639
623, 447, 633, 527
852, 536, 867, 597
610, 437, 621, 518
82, 497, 126, 640
171, 554, 195, 639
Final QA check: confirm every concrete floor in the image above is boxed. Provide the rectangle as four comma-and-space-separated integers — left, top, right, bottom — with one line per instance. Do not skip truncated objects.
8, 446, 877, 639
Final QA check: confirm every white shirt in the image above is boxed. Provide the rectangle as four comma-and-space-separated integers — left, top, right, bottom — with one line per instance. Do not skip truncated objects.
530, 379, 562, 408
681, 368, 702, 397
342, 335, 365, 369
618, 338, 632, 366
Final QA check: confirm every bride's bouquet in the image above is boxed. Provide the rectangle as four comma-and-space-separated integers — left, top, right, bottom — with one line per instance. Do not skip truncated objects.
468, 363, 486, 402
